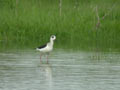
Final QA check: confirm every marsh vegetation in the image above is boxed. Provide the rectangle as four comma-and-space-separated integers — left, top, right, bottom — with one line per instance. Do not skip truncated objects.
0, 0, 120, 51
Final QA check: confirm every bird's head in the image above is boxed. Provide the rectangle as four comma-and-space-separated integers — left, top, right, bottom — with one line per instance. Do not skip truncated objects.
50, 35, 56, 41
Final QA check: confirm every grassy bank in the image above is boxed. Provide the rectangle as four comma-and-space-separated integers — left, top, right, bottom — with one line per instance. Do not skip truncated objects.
0, 0, 120, 51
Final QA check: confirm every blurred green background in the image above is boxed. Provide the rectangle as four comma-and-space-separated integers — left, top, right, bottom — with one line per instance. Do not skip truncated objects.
0, 0, 120, 51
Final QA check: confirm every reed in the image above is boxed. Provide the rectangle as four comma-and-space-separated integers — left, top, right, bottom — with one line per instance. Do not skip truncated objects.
0, 0, 120, 51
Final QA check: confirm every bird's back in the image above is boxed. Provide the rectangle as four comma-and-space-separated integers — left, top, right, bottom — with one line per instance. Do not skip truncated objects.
37, 44, 47, 49
36, 44, 53, 53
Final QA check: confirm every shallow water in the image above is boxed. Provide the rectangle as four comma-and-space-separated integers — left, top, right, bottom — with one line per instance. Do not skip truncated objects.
0, 49, 120, 90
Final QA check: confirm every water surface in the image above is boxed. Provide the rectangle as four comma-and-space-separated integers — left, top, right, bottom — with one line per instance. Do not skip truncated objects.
0, 49, 120, 90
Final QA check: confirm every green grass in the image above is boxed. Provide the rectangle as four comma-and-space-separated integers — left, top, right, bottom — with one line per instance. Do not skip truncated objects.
0, 0, 120, 51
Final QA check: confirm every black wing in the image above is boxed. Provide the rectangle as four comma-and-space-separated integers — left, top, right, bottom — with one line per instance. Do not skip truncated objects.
37, 44, 47, 49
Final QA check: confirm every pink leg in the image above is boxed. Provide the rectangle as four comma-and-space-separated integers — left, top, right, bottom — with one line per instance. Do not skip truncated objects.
47, 55, 49, 63
46, 53, 50, 63
40, 55, 42, 63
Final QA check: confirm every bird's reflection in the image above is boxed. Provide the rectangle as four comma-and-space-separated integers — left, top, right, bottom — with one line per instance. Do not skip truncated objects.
37, 63, 53, 90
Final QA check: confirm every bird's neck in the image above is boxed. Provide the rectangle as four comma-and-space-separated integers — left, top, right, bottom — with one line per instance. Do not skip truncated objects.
50, 39, 54, 46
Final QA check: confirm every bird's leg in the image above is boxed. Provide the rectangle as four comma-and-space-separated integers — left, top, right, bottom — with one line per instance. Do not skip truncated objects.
40, 54, 42, 63
46, 53, 50, 63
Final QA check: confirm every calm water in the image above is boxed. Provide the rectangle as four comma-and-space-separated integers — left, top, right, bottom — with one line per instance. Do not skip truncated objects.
0, 49, 120, 90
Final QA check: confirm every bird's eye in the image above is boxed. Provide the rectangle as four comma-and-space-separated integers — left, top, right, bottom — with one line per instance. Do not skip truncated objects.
52, 36, 54, 38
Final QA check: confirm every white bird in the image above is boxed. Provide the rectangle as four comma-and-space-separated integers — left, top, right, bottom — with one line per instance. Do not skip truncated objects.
36, 35, 56, 63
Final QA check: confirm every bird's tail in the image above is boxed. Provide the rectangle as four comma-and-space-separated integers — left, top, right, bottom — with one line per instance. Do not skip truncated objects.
36, 48, 39, 51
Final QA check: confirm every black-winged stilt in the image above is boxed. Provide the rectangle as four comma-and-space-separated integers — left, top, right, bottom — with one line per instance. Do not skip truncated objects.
36, 35, 56, 63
